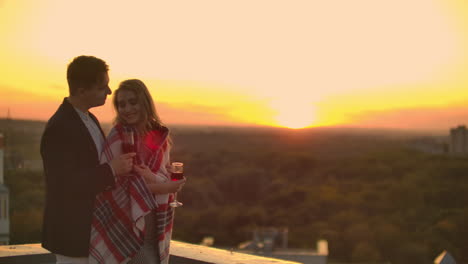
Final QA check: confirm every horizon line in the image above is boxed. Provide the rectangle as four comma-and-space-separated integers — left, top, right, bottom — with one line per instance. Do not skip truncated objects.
0, 117, 455, 135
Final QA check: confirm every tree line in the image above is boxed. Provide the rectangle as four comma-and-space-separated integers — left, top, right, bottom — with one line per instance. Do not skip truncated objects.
5, 125, 466, 263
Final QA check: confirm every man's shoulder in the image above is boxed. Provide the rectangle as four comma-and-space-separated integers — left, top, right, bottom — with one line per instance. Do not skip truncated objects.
47, 108, 67, 126
44, 100, 77, 131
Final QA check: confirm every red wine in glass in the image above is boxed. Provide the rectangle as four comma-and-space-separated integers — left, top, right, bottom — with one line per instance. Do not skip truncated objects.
170, 162, 184, 207
122, 129, 137, 165
171, 172, 184, 181
122, 129, 135, 153
122, 142, 135, 153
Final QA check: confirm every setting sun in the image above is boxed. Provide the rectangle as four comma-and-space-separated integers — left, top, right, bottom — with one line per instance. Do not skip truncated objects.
271, 98, 317, 129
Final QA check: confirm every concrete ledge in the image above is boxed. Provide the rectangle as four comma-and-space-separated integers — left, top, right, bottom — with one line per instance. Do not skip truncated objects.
170, 241, 301, 264
0, 243, 49, 257
0, 241, 301, 264
0, 244, 54, 264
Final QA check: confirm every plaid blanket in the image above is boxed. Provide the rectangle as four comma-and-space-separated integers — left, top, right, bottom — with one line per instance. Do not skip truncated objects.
89, 124, 174, 264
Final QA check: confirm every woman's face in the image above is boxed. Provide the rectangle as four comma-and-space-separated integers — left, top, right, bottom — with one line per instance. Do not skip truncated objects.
116, 90, 142, 125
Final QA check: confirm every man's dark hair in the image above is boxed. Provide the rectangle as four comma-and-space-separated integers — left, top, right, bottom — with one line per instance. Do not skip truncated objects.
67, 55, 109, 95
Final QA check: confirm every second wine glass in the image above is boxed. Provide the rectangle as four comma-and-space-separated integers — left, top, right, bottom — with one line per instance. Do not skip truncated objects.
169, 162, 184, 207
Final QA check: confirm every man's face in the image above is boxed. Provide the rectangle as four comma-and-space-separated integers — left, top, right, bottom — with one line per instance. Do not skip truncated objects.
82, 72, 111, 108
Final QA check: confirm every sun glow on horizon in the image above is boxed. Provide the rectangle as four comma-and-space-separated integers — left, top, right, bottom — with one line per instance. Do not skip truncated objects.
271, 98, 317, 129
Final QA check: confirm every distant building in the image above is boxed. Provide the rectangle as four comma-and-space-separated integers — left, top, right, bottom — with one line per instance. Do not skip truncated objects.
0, 134, 10, 245
450, 125, 468, 155
409, 137, 447, 155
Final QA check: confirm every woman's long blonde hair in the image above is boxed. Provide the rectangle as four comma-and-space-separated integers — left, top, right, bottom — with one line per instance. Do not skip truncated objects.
113, 79, 165, 133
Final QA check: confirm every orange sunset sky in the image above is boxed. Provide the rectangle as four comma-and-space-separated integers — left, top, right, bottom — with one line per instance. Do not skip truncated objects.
1, 0, 468, 130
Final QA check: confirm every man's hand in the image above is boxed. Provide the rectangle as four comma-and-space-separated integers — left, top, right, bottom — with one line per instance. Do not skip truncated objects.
109, 153, 136, 176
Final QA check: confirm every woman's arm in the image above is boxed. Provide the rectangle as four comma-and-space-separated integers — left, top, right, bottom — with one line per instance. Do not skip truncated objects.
146, 180, 186, 195
134, 164, 186, 194
134, 164, 158, 184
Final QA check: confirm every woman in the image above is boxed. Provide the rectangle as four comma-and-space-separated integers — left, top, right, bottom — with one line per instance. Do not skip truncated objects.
89, 79, 186, 264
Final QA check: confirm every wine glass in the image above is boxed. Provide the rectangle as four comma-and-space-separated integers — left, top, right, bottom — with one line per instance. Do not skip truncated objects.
121, 128, 135, 154
169, 162, 184, 207
122, 128, 140, 165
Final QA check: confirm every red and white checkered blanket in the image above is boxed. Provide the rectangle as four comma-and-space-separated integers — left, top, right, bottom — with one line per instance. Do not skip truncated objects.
89, 124, 173, 264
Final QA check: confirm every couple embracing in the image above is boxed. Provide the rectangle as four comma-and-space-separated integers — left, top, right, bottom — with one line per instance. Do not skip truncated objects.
40, 55, 186, 264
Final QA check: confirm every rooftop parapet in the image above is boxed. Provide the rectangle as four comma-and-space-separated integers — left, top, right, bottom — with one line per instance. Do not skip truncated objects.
0, 241, 303, 264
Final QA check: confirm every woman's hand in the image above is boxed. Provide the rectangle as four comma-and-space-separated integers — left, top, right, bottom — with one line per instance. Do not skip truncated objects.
164, 178, 186, 193
134, 164, 155, 183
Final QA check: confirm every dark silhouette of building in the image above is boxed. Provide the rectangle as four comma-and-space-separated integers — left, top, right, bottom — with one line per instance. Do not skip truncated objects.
0, 134, 10, 244
450, 125, 468, 155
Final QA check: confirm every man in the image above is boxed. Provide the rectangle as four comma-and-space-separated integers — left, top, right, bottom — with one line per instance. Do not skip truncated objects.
40, 55, 135, 263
